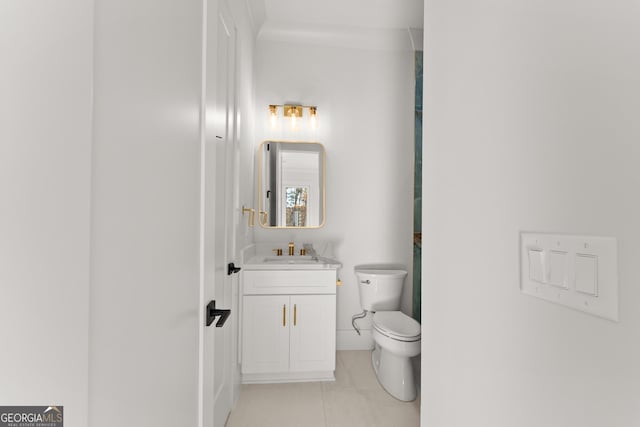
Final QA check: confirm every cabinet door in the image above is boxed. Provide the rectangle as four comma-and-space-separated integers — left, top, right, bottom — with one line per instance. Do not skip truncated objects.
241, 295, 290, 374
289, 295, 336, 372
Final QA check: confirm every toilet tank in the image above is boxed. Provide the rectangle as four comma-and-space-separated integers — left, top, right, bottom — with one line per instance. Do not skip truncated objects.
355, 268, 407, 311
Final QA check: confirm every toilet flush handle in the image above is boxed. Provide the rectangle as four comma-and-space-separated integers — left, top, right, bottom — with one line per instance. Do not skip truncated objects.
360, 279, 371, 284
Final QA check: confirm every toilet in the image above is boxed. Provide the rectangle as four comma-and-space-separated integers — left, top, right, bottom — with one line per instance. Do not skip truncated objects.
355, 267, 421, 401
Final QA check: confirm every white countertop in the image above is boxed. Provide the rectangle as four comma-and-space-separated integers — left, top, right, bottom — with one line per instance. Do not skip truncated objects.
242, 254, 342, 271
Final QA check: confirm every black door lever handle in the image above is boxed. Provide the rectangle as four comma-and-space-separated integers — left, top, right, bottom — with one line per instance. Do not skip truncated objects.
227, 262, 241, 276
206, 300, 231, 327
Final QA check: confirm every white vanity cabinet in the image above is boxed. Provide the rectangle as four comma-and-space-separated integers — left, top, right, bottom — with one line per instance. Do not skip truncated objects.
240, 269, 337, 383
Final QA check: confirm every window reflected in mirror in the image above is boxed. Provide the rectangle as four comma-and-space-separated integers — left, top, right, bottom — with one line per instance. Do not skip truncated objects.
286, 186, 308, 227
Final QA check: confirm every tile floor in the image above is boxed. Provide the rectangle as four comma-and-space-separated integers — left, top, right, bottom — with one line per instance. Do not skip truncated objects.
226, 350, 420, 427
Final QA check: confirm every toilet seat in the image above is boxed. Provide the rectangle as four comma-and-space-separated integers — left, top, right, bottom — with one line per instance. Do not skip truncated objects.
372, 311, 421, 342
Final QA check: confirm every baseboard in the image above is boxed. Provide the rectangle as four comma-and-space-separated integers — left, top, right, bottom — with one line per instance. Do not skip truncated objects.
242, 370, 335, 384
336, 328, 374, 350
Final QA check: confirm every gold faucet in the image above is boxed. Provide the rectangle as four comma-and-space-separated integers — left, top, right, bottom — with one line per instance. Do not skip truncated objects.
272, 248, 283, 256
288, 242, 295, 256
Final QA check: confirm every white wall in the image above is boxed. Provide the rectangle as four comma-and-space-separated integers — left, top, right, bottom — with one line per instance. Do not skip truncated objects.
0, 2, 92, 426
253, 36, 415, 349
422, 1, 640, 426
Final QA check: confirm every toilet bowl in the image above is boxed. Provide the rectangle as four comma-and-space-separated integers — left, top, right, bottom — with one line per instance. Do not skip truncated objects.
354, 267, 421, 402
371, 311, 421, 401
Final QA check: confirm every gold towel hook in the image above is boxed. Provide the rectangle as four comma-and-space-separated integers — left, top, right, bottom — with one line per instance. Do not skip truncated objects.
242, 206, 255, 227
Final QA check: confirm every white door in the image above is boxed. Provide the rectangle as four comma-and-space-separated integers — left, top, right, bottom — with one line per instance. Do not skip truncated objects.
202, 1, 237, 426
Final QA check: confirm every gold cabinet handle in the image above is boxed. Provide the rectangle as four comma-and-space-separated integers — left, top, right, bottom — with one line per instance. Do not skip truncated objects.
259, 210, 268, 224
293, 304, 297, 326
283, 304, 286, 327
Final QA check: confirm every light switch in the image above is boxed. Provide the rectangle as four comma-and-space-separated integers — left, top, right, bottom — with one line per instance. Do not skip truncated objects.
528, 249, 545, 283
548, 251, 568, 288
520, 233, 617, 321
575, 254, 598, 296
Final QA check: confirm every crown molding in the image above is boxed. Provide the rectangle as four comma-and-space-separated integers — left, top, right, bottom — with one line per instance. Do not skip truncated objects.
258, 22, 415, 51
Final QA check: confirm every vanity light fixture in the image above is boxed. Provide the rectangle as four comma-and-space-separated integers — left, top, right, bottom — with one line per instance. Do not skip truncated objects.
268, 104, 318, 130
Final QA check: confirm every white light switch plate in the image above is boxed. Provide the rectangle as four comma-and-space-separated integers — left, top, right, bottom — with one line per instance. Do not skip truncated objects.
520, 232, 618, 321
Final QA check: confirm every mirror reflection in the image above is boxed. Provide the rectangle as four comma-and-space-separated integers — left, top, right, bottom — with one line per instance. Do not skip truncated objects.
258, 141, 325, 228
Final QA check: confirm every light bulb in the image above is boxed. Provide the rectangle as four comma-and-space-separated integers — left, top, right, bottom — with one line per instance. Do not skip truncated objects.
309, 106, 318, 130
268, 105, 278, 129
290, 112, 297, 129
